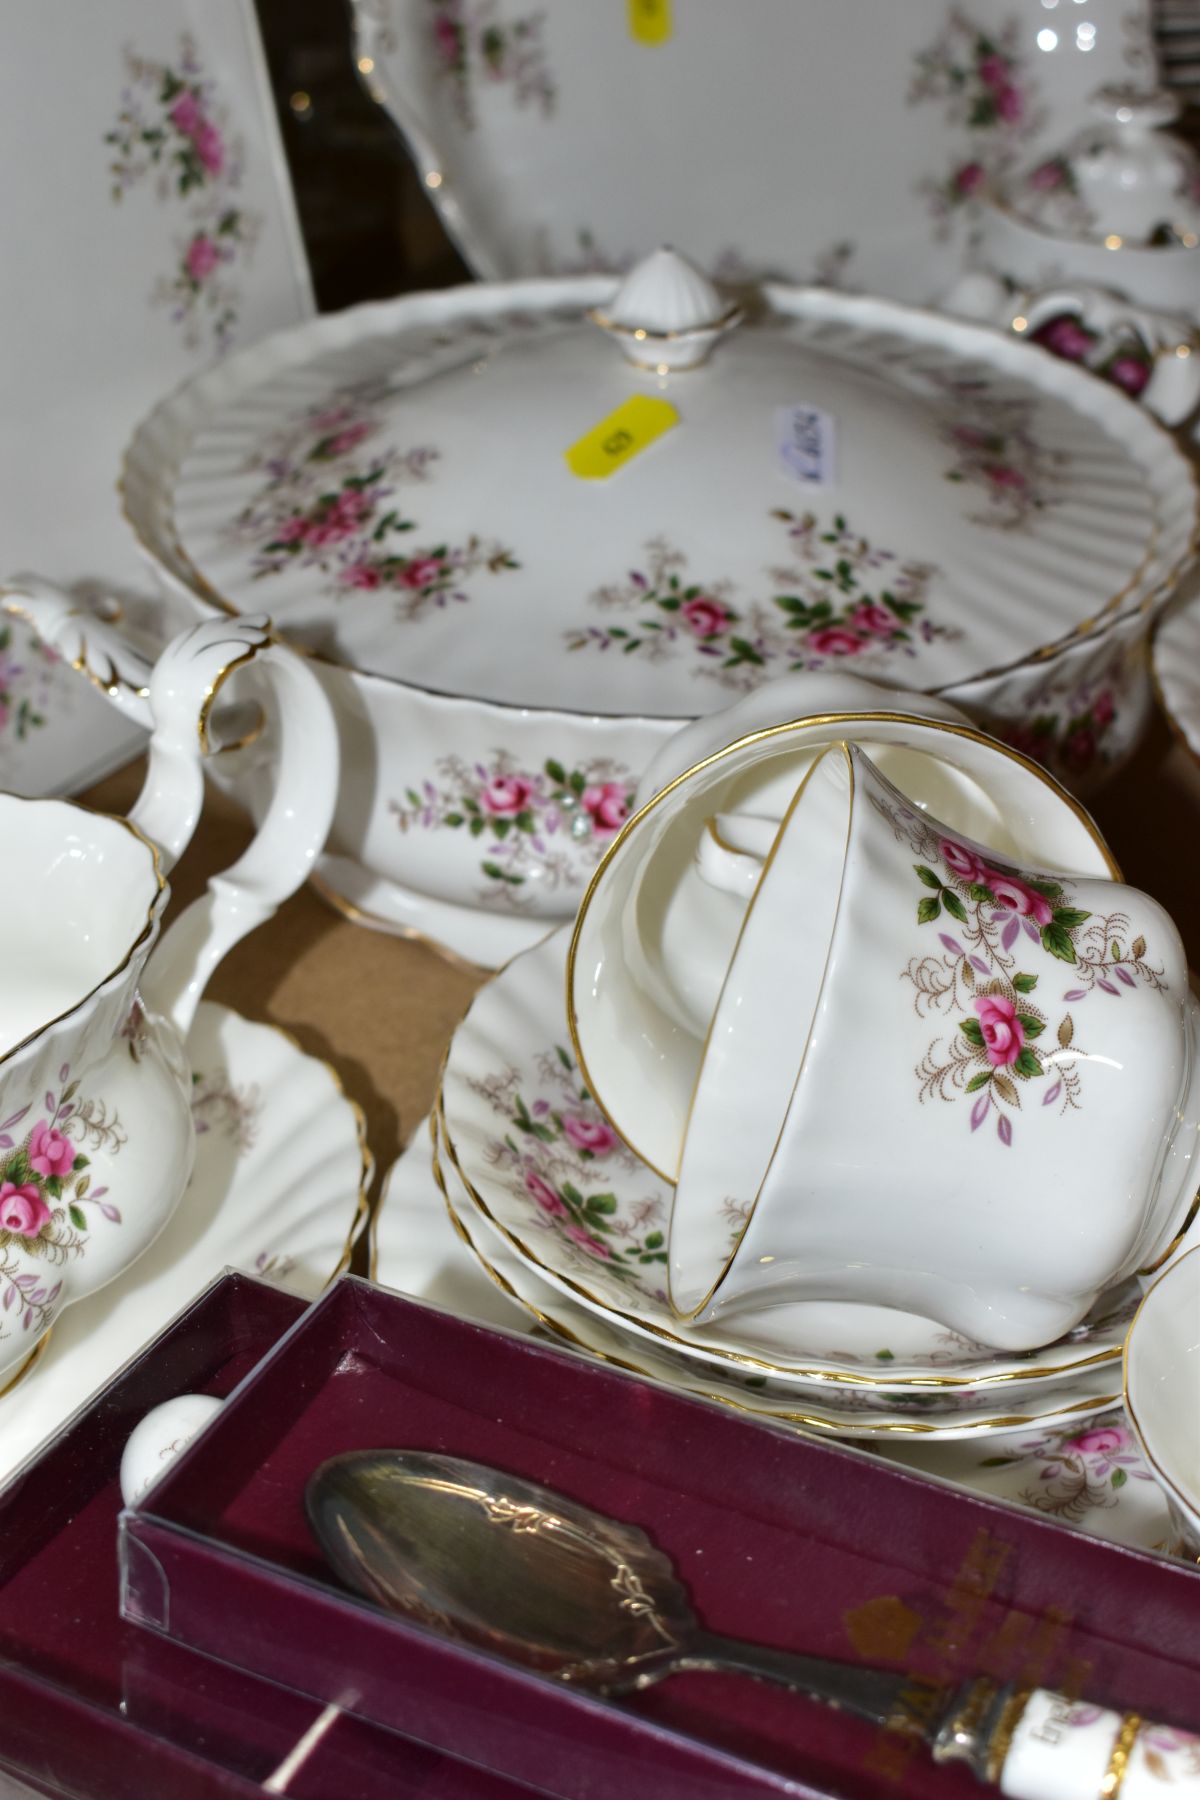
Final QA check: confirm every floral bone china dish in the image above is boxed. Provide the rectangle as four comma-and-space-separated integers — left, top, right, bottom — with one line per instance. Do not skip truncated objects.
121, 248, 1199, 966
658, 742, 1198, 1347
0, 606, 337, 1391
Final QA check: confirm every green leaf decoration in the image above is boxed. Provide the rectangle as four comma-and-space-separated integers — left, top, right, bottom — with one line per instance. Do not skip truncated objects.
874, 1349, 895, 1362
556, 1045, 572, 1070
1013, 1048, 1044, 1079
1040, 922, 1078, 964
959, 1018, 986, 1047
914, 864, 942, 890
545, 759, 566, 784
1025, 878, 1063, 900
1012, 972, 1038, 994
68, 1204, 86, 1232
1051, 908, 1091, 930
967, 883, 995, 904
585, 1193, 617, 1216
644, 1231, 664, 1250
917, 896, 942, 925
1111, 1467, 1127, 1489
469, 818, 486, 838
965, 1071, 992, 1092
941, 890, 968, 925
1016, 1015, 1045, 1039
560, 1181, 583, 1207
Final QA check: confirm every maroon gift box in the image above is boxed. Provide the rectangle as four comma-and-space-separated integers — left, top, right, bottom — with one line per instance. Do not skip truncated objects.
0, 1273, 538, 1800
118, 1276, 1200, 1800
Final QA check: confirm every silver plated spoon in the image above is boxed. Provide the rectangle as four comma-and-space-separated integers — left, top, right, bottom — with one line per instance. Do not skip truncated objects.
307, 1449, 1198, 1794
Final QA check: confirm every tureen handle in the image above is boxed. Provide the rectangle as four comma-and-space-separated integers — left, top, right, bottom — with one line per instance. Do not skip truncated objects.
939, 277, 1200, 427
0, 574, 156, 728
0, 577, 339, 1037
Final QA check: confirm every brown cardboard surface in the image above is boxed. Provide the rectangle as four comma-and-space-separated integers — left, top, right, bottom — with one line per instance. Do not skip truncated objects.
82, 712, 1200, 1268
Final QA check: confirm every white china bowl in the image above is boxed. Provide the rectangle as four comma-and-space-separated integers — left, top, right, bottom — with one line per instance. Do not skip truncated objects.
121, 270, 1198, 966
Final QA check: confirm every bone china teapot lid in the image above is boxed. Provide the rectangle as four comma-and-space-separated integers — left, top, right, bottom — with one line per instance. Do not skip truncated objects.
130, 248, 1195, 718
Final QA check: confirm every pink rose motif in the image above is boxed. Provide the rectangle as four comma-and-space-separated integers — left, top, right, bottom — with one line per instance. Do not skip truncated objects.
434, 14, 462, 64
185, 235, 221, 284
1063, 728, 1097, 776
679, 596, 732, 638
807, 625, 865, 657
324, 422, 370, 457
977, 54, 1010, 89
305, 490, 371, 546
995, 85, 1022, 123
396, 555, 446, 591
28, 1121, 75, 1180
581, 782, 630, 837
564, 1224, 612, 1260
975, 994, 1026, 1068
561, 1114, 619, 1155
341, 562, 383, 590
525, 1171, 567, 1218
950, 423, 989, 449
169, 92, 202, 136
481, 775, 534, 817
1107, 354, 1150, 398
939, 838, 991, 886
0, 1182, 51, 1239
1065, 1425, 1131, 1457
1091, 690, 1115, 729
849, 602, 898, 638
983, 463, 1027, 492
954, 162, 986, 198
1032, 314, 1096, 362
983, 871, 1054, 927
194, 121, 224, 176
1028, 159, 1065, 191
276, 515, 309, 544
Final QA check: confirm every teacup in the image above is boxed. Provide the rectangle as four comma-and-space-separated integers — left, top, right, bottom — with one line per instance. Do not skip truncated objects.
0, 608, 337, 1389
664, 744, 1198, 1349
1124, 1245, 1200, 1560
568, 681, 1121, 1189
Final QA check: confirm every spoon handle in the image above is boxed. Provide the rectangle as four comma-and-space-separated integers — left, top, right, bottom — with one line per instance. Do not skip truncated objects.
674, 1641, 1200, 1796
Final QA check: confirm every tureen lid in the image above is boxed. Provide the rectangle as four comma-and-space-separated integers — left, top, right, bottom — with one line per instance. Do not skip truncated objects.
126, 253, 1195, 718
1004, 84, 1200, 249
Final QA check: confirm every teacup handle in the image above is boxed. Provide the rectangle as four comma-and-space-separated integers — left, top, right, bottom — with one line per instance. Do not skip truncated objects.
695, 813, 779, 898
1, 578, 338, 1036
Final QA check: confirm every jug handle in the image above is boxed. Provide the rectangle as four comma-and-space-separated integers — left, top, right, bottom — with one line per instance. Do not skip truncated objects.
0, 578, 338, 1037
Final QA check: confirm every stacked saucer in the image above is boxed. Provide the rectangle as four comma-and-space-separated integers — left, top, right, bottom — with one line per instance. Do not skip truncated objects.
435, 690, 1199, 1442
436, 927, 1133, 1441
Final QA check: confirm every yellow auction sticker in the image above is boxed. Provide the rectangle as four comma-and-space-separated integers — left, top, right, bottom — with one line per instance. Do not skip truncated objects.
628, 0, 672, 44
564, 394, 680, 481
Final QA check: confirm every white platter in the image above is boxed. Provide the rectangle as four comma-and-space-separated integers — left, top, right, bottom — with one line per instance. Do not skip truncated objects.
352, 0, 1155, 304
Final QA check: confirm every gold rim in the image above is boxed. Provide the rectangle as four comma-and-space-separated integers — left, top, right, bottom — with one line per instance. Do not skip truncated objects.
566, 710, 1121, 1183
984, 1689, 1033, 1786
1136, 1186, 1200, 1277
1122, 1241, 1200, 1540
117, 291, 1200, 712
0, 797, 166, 1072
0, 1329, 54, 1399
435, 1111, 1122, 1435
665, 743, 855, 1321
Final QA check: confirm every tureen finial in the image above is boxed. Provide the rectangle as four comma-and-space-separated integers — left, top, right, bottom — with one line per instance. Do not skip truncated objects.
591, 247, 742, 371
